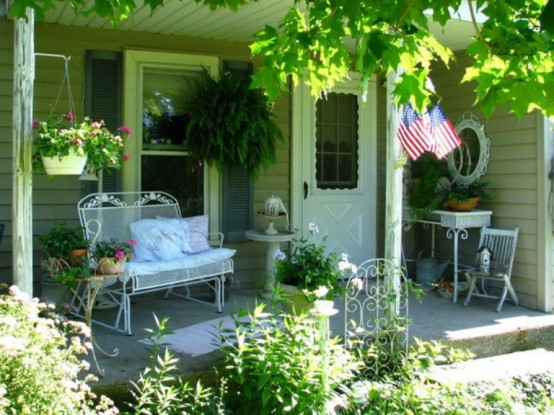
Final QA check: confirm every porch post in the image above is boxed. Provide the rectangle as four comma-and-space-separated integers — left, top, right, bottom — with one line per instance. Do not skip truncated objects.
384, 71, 404, 266
12, 9, 35, 296
384, 71, 405, 317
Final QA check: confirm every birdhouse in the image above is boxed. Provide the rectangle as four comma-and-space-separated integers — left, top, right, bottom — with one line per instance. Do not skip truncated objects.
477, 245, 493, 273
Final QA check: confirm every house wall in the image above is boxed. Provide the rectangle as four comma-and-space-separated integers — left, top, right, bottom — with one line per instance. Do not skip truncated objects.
0, 20, 290, 292
396, 53, 543, 309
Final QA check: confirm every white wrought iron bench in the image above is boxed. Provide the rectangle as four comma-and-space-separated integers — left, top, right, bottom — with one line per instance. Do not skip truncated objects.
73, 191, 235, 335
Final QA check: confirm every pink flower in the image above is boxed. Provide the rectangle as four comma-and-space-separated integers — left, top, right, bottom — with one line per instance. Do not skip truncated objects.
32, 119, 39, 129
114, 251, 125, 260
128, 239, 137, 246
75, 138, 83, 147
122, 154, 130, 161
118, 126, 132, 136
65, 111, 74, 122
90, 121, 102, 129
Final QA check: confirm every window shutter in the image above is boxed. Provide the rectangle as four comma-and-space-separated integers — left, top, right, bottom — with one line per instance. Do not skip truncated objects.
222, 61, 254, 241
84, 51, 123, 193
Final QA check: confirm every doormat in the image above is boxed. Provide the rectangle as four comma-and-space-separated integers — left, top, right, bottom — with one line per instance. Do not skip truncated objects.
139, 315, 239, 357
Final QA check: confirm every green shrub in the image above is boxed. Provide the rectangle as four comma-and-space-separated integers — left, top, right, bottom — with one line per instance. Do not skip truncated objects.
123, 316, 226, 415
219, 304, 361, 414
0, 285, 115, 415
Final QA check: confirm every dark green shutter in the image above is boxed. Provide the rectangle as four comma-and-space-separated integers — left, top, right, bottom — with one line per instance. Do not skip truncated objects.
84, 51, 123, 193
222, 61, 254, 241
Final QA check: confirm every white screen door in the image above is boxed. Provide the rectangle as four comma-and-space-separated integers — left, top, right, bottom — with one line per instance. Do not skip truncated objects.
293, 78, 377, 264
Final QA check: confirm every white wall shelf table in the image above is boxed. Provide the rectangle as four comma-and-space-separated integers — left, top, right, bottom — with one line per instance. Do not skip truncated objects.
406, 209, 492, 303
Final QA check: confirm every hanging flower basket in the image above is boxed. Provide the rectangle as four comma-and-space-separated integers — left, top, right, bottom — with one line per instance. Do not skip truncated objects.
32, 111, 132, 175
41, 149, 87, 175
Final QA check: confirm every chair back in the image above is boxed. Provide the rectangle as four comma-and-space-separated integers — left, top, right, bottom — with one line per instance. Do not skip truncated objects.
477, 227, 519, 276
78, 192, 181, 245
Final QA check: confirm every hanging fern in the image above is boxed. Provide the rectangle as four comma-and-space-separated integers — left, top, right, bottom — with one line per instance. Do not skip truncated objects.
185, 68, 283, 179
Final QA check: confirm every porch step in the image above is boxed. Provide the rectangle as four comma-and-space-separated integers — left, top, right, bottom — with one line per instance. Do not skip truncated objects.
441, 314, 554, 358
428, 348, 554, 384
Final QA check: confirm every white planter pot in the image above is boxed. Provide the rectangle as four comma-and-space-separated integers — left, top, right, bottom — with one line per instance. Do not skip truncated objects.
41, 149, 87, 175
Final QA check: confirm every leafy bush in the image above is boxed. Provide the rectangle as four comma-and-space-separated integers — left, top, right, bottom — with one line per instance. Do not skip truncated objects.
274, 223, 354, 301
219, 304, 361, 414
123, 316, 226, 415
344, 338, 554, 415
0, 285, 116, 415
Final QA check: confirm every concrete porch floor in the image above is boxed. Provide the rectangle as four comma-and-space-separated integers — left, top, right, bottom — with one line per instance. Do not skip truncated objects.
85, 286, 554, 389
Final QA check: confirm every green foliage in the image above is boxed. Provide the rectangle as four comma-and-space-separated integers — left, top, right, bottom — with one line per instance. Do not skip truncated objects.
408, 154, 449, 217
10, 1, 554, 117
0, 285, 116, 414
93, 238, 135, 262
39, 222, 91, 285
448, 179, 494, 203
124, 316, 226, 415
463, 1, 554, 117
39, 221, 90, 259
343, 338, 554, 415
32, 112, 131, 173
274, 224, 352, 301
219, 304, 361, 414
185, 68, 283, 179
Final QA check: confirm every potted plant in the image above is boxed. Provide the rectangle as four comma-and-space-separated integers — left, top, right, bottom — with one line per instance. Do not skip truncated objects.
446, 179, 493, 212
274, 223, 354, 313
39, 222, 91, 293
32, 111, 132, 175
185, 68, 283, 179
92, 237, 136, 274
408, 153, 450, 219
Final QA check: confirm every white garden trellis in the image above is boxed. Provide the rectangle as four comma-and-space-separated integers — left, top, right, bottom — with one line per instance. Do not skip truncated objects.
344, 258, 410, 377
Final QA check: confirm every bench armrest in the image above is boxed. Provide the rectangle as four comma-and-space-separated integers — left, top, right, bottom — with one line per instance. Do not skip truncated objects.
207, 232, 224, 248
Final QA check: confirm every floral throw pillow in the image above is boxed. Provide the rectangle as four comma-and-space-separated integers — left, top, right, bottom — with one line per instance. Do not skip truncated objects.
156, 215, 212, 255
179, 215, 211, 254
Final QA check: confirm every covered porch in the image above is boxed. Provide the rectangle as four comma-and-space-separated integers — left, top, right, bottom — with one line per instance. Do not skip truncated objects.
83, 286, 554, 388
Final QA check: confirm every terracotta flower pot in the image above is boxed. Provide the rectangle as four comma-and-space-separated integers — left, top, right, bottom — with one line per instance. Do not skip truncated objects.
447, 196, 479, 212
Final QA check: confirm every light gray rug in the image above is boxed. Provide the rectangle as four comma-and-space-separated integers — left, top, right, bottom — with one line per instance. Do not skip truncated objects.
140, 315, 237, 357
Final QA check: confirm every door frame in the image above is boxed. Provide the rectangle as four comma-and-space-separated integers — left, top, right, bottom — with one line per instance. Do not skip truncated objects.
290, 76, 378, 254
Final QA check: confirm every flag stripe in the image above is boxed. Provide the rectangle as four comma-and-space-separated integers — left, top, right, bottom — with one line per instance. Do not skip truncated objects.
397, 103, 431, 160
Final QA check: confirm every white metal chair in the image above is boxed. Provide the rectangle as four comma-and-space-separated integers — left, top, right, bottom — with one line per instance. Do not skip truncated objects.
463, 227, 519, 312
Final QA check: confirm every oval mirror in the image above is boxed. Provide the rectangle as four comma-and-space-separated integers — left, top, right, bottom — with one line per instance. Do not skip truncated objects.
447, 113, 490, 185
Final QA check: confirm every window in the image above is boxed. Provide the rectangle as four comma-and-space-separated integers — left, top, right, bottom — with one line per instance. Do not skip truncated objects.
315, 93, 359, 190
141, 67, 204, 216
123, 51, 220, 229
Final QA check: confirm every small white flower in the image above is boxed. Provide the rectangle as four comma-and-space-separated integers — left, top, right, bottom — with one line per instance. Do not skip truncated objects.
274, 250, 286, 261
352, 278, 364, 291
313, 286, 329, 299
308, 222, 319, 234
338, 254, 357, 274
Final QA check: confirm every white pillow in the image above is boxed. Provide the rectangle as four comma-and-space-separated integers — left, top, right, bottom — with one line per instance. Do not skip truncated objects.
157, 215, 212, 254
129, 219, 189, 262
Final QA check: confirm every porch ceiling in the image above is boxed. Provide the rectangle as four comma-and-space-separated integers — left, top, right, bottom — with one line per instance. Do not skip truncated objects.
42, 0, 475, 51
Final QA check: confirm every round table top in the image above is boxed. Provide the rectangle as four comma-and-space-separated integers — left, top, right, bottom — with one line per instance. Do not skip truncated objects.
245, 229, 296, 243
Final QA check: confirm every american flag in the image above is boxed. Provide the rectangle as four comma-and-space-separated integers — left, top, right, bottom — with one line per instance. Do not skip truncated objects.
428, 104, 461, 159
397, 103, 431, 160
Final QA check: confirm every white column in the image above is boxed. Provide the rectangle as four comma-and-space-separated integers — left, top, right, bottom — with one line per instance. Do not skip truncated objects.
12, 9, 35, 296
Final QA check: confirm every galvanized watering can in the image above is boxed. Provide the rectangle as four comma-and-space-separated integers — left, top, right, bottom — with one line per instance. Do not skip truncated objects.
416, 249, 449, 290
